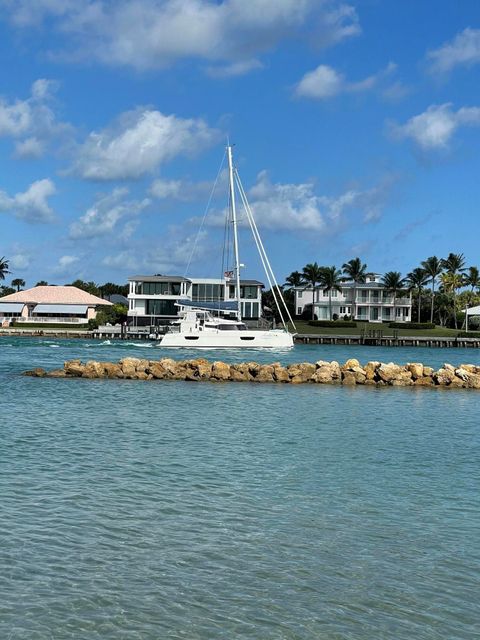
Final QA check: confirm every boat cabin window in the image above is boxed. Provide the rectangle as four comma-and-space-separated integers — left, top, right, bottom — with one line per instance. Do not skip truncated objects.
216, 323, 247, 331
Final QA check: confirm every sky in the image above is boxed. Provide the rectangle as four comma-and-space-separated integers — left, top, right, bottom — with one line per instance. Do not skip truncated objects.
1, 0, 480, 288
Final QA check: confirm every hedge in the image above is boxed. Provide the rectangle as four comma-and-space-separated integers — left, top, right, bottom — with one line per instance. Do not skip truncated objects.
308, 320, 357, 328
388, 322, 435, 330
457, 331, 480, 338
11, 323, 90, 330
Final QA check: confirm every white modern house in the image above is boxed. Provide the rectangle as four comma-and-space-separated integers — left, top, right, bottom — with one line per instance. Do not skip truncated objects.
127, 275, 264, 327
294, 273, 412, 323
0, 286, 112, 326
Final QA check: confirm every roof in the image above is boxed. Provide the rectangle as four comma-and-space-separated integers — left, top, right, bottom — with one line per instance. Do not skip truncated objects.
128, 275, 188, 282
128, 275, 264, 286
0, 286, 112, 306
0, 302, 24, 313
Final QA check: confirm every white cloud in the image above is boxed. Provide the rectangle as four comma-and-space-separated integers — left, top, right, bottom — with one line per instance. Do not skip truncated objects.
2, 0, 360, 72
0, 178, 56, 223
0, 79, 69, 156
102, 229, 209, 273
56, 255, 80, 271
69, 188, 150, 239
201, 170, 390, 231
391, 103, 480, 150
206, 59, 264, 78
295, 62, 395, 99
71, 108, 220, 181
427, 28, 480, 74
10, 253, 31, 270
149, 175, 218, 201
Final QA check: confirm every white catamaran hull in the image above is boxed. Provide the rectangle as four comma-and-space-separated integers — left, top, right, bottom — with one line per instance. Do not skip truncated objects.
160, 329, 294, 348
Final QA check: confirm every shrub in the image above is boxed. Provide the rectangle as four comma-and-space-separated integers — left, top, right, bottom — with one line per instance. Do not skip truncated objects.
389, 322, 435, 330
308, 320, 357, 328
332, 313, 339, 321
457, 331, 480, 338
467, 316, 480, 330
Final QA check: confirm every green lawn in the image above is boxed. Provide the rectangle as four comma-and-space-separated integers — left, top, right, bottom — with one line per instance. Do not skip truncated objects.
288, 320, 468, 338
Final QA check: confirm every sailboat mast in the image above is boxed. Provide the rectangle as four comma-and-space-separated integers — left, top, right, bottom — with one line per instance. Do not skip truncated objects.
227, 144, 242, 321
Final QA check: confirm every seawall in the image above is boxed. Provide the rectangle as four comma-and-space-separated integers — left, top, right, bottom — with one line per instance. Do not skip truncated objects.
23, 357, 480, 389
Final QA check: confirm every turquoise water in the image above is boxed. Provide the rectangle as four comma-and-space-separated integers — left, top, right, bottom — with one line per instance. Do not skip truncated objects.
1, 338, 479, 639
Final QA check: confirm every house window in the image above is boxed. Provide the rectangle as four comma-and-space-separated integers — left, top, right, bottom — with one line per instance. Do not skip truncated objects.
298, 291, 302, 298
297, 307, 302, 315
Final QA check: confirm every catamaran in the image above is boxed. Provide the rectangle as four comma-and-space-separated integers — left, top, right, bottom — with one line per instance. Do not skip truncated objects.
160, 145, 296, 348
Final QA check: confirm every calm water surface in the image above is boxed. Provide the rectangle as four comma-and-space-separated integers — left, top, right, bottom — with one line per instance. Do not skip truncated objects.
0, 337, 479, 639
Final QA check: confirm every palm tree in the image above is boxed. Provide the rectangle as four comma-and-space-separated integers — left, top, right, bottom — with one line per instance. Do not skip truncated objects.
381, 271, 405, 323
11, 278, 25, 292
440, 271, 465, 328
405, 268, 429, 322
441, 253, 467, 329
319, 266, 343, 320
464, 266, 480, 293
35, 280, 49, 286
302, 262, 324, 320
0, 256, 10, 281
342, 257, 367, 320
421, 256, 443, 324
283, 271, 304, 289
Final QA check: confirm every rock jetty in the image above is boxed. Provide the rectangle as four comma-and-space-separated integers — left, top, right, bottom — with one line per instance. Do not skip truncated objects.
22, 357, 480, 389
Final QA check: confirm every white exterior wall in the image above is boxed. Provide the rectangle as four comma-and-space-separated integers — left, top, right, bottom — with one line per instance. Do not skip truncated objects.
295, 281, 412, 323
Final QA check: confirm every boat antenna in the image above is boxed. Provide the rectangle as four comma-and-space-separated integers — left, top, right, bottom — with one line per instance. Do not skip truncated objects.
227, 144, 242, 322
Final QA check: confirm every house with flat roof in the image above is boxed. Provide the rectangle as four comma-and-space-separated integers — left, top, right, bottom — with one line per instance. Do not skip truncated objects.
127, 275, 264, 327
295, 273, 412, 323
0, 286, 112, 326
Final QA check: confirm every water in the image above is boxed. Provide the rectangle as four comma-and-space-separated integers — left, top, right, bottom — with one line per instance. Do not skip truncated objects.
1, 337, 479, 639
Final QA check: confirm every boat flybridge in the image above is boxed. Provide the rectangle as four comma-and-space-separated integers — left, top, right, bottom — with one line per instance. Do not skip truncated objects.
160, 145, 296, 349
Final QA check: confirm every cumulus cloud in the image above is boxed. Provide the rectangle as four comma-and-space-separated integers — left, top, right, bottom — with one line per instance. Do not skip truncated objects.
427, 27, 480, 74
2, 0, 360, 72
206, 59, 264, 78
54, 255, 80, 274
10, 253, 31, 270
69, 187, 150, 239
150, 174, 220, 201
0, 178, 56, 222
71, 108, 220, 181
102, 229, 209, 274
201, 170, 391, 231
295, 62, 396, 99
391, 103, 480, 150
0, 79, 69, 157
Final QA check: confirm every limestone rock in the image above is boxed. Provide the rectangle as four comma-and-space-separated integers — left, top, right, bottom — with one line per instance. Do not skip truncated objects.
365, 361, 380, 380
255, 364, 275, 383
407, 363, 424, 379
434, 368, 456, 385
342, 371, 357, 385
212, 361, 230, 380
46, 369, 66, 378
64, 359, 85, 376
423, 366, 434, 376
343, 358, 360, 371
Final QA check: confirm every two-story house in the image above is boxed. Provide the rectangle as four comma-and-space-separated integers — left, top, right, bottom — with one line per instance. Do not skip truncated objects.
127, 275, 264, 327
294, 273, 412, 322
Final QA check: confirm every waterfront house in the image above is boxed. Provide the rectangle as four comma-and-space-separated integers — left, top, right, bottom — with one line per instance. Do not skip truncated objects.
0, 286, 112, 326
127, 275, 264, 327
294, 273, 412, 322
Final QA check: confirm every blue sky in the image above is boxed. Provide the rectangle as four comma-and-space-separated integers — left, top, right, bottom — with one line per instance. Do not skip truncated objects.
1, 0, 480, 287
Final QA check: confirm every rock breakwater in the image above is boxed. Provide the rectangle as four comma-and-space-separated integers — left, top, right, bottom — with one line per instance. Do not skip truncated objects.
23, 357, 480, 389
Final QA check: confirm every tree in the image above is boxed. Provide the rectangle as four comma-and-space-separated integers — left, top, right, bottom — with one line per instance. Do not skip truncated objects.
319, 266, 343, 320
382, 271, 405, 323
0, 256, 10, 281
11, 278, 25, 292
69, 279, 100, 296
0, 285, 15, 297
342, 257, 367, 320
283, 271, 304, 289
405, 268, 429, 322
464, 266, 480, 293
302, 262, 324, 320
440, 271, 465, 328
441, 253, 466, 329
421, 256, 443, 324
35, 280, 49, 286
